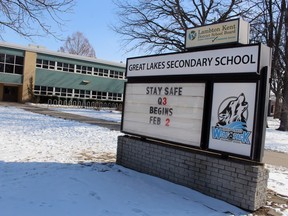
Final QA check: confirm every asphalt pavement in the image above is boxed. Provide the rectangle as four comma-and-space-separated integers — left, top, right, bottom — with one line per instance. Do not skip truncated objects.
1, 102, 287, 168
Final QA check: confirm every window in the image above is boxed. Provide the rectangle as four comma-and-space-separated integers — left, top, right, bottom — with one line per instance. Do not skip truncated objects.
67, 88, 73, 97
107, 92, 122, 101
47, 87, 53, 95
108, 92, 113, 100
61, 88, 67, 97
34, 85, 40, 95
101, 92, 107, 100
43, 60, 49, 69
57, 62, 63, 71
74, 89, 80, 98
108, 70, 124, 79
80, 90, 85, 98
47, 86, 53, 96
86, 66, 92, 75
103, 69, 109, 77
119, 71, 124, 79
14, 66, 23, 74
5, 64, 13, 73
0, 63, 4, 72
110, 70, 115, 78
81, 66, 87, 74
96, 91, 102, 99
99, 68, 103, 76
34, 85, 40, 91
76, 65, 81, 73
15, 56, 24, 65
93, 67, 99, 76
69, 64, 75, 72
34, 57, 125, 83
6, 55, 14, 64
0, 53, 24, 74
36, 59, 42, 68
63, 63, 69, 72
36, 59, 55, 70
91, 91, 97, 99
0, 54, 5, 63
49, 61, 55, 70
85, 90, 91, 98
55, 87, 61, 96
117, 93, 123, 101
40, 86, 47, 95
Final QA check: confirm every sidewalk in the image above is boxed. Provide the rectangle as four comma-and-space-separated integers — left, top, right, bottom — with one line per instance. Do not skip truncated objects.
0, 102, 120, 131
1, 102, 287, 168
263, 151, 288, 168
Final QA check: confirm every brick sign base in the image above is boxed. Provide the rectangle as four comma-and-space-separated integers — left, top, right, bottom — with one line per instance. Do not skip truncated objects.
116, 135, 269, 211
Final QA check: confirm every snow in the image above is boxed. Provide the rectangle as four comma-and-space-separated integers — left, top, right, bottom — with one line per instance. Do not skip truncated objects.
266, 117, 288, 153
267, 165, 288, 197
0, 105, 288, 216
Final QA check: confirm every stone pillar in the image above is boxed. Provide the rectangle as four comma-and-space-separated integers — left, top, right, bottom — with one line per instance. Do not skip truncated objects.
21, 51, 36, 102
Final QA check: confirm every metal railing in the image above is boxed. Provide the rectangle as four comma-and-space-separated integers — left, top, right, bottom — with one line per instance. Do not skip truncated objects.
47, 99, 122, 110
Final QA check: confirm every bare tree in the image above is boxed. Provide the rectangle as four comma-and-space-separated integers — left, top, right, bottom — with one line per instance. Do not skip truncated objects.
0, 0, 74, 39
113, 0, 288, 130
250, 0, 288, 131
59, 31, 96, 57
112, 0, 255, 54
250, 0, 285, 119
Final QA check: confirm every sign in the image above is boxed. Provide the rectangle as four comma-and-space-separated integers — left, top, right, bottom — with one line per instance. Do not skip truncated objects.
209, 83, 256, 156
122, 43, 271, 162
185, 19, 250, 49
122, 83, 205, 146
127, 45, 259, 77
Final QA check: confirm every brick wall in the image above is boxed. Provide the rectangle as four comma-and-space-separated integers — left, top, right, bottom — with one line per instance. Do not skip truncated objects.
117, 135, 269, 211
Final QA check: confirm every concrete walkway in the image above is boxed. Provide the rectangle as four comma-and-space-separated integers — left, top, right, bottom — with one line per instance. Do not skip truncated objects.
263, 151, 288, 168
1, 102, 287, 168
0, 102, 120, 131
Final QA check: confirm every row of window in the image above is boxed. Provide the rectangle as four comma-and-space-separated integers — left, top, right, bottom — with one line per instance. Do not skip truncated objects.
36, 59, 125, 79
0, 53, 24, 74
34, 86, 123, 101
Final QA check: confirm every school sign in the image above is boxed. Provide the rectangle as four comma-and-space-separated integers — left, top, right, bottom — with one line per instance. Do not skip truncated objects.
185, 18, 250, 48
118, 20, 271, 211
121, 42, 271, 162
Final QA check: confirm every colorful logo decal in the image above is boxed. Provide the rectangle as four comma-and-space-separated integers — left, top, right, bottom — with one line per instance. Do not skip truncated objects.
212, 93, 251, 144
188, 30, 197, 40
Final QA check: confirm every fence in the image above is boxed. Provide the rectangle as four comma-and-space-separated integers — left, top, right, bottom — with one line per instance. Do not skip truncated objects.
47, 99, 122, 110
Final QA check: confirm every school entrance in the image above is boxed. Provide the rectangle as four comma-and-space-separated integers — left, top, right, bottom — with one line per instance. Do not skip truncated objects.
3, 86, 19, 102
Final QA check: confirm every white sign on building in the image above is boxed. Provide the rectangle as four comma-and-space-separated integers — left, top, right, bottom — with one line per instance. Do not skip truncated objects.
185, 18, 250, 49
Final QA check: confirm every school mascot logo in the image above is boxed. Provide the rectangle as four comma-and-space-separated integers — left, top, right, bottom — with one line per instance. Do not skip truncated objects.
211, 93, 252, 144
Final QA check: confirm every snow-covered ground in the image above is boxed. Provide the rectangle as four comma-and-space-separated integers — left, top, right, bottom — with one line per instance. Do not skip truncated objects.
0, 105, 287, 216
266, 117, 288, 153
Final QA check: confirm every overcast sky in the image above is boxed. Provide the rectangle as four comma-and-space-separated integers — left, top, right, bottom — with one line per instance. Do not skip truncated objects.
1, 0, 142, 63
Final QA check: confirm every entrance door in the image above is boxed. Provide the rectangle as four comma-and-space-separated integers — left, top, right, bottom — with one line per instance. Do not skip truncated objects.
3, 86, 19, 102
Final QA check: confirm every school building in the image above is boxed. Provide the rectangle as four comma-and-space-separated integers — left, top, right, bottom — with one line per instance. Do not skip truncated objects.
0, 42, 126, 104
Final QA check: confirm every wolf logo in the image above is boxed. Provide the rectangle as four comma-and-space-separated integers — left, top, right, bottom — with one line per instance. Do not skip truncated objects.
216, 93, 248, 130
212, 93, 251, 144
